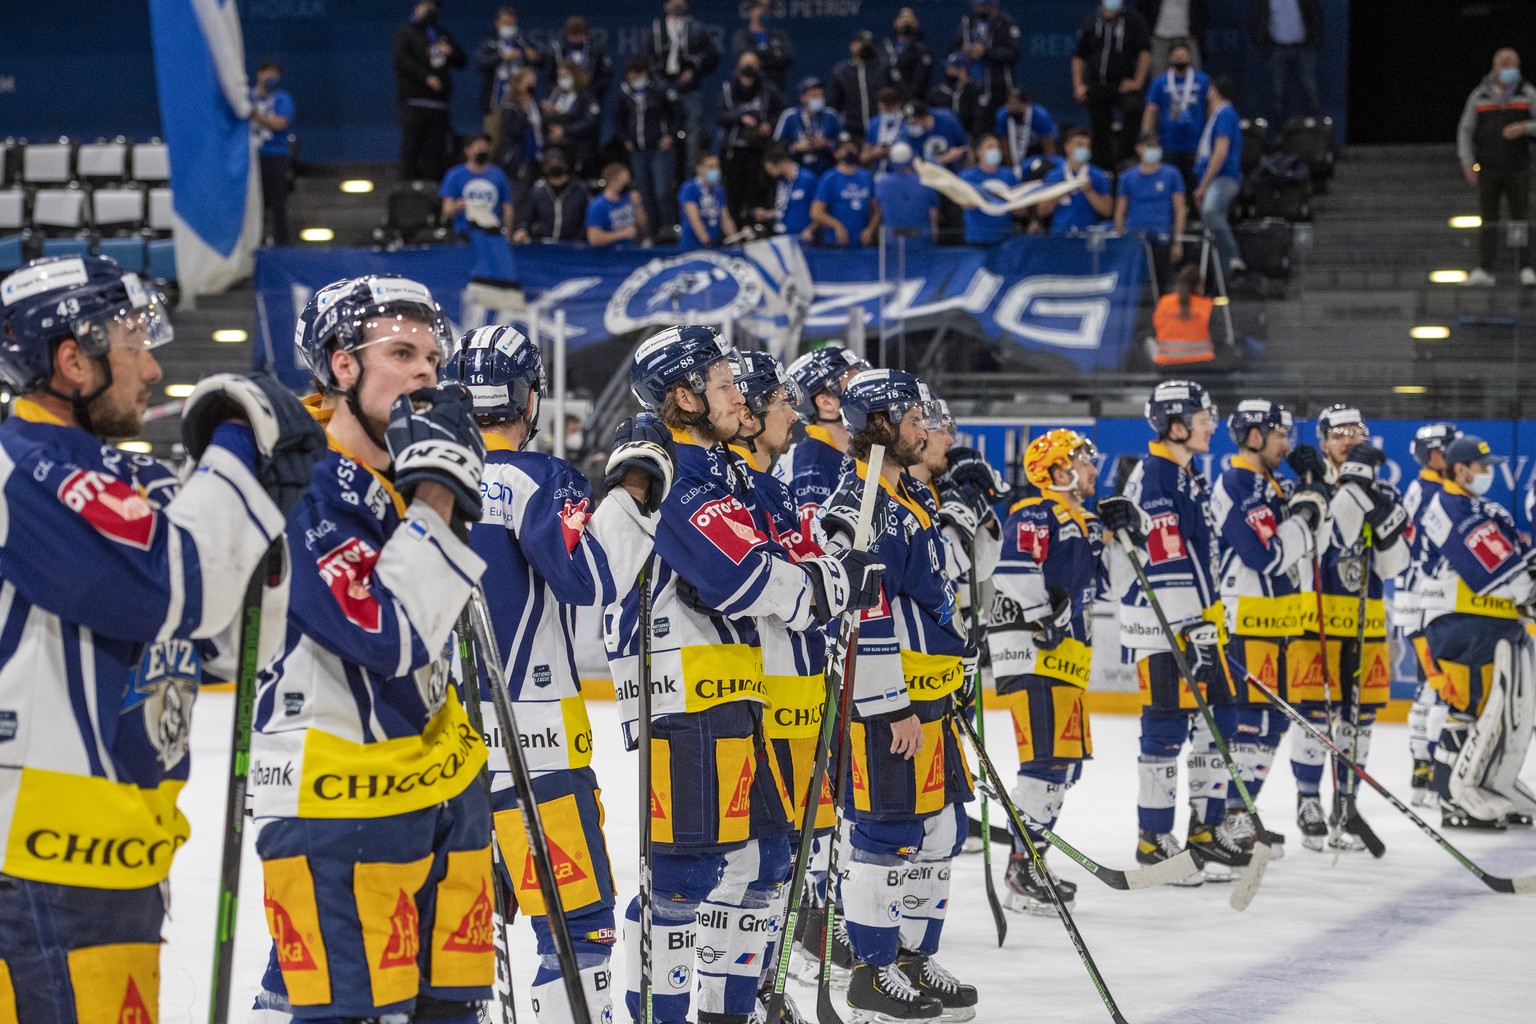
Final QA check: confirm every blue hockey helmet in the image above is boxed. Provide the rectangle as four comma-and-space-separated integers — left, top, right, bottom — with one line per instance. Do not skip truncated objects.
1144, 379, 1216, 437
841, 368, 939, 431
446, 324, 547, 440
785, 345, 870, 419
732, 350, 802, 416
1315, 403, 1367, 444
0, 255, 173, 394
629, 324, 734, 410
295, 275, 454, 391
1410, 421, 1461, 466
1227, 398, 1294, 448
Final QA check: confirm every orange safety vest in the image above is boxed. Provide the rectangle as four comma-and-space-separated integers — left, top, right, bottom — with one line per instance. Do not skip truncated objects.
1152, 292, 1215, 365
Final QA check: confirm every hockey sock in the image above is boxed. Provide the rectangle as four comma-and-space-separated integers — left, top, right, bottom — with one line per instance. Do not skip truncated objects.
1229, 708, 1280, 807
531, 961, 616, 1024
1291, 707, 1329, 796
1136, 755, 1179, 835
1011, 762, 1075, 853
1331, 712, 1374, 787
842, 852, 905, 968
1188, 715, 1230, 826
1408, 681, 1434, 762
1425, 699, 1449, 761
695, 838, 790, 1018
624, 896, 698, 1024
897, 805, 961, 955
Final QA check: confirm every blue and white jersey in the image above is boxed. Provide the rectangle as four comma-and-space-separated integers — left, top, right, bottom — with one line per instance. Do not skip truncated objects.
250, 403, 489, 822
1393, 469, 1447, 633
1317, 466, 1410, 639
774, 424, 851, 544
1211, 454, 1314, 638
472, 437, 654, 787
0, 399, 284, 889
1416, 481, 1536, 627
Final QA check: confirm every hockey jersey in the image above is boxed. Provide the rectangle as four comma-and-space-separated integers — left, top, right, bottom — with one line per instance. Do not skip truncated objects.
472, 436, 654, 790
991, 493, 1105, 689
250, 404, 489, 821
1211, 454, 1314, 638
773, 425, 849, 542
1392, 469, 1447, 634
1115, 442, 1222, 659
1317, 471, 1410, 641
1416, 481, 1536, 625
0, 399, 285, 888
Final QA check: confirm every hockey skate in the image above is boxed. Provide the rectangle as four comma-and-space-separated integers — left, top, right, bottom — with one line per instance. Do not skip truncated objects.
1296, 793, 1328, 851
1185, 813, 1247, 880
1135, 830, 1204, 886
1224, 807, 1285, 861
1002, 848, 1077, 915
846, 962, 943, 1023
752, 985, 809, 1024
793, 902, 854, 988
1441, 798, 1508, 831
1410, 758, 1435, 807
1328, 794, 1377, 852
896, 951, 977, 1023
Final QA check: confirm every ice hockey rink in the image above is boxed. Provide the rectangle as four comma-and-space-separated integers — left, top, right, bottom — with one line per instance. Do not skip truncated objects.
162, 694, 1536, 1024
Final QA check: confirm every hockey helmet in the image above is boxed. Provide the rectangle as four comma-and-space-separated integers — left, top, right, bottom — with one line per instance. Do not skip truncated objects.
630, 324, 734, 411
840, 368, 939, 431
295, 275, 454, 391
1410, 421, 1461, 466
1144, 379, 1216, 437
445, 324, 547, 436
732, 350, 802, 415
785, 345, 870, 419
1024, 429, 1088, 490
0, 255, 173, 394
1315, 403, 1368, 444
1227, 398, 1294, 448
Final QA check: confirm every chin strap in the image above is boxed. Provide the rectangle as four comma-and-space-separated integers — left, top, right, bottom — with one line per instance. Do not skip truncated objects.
45, 355, 115, 437
340, 363, 391, 455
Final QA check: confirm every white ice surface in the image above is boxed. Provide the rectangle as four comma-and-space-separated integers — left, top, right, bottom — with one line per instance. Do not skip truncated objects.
162, 695, 1536, 1023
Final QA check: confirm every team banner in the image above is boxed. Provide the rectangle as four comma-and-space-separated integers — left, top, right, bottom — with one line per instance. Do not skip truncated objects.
253, 235, 1146, 387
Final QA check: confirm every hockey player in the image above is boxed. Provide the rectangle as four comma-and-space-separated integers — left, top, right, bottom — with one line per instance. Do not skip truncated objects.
248, 276, 496, 1023
1302, 405, 1411, 850
445, 324, 675, 1024
0, 255, 323, 1022
818, 369, 983, 1023
1210, 400, 1330, 856
604, 326, 882, 1024
1414, 434, 1536, 828
1398, 422, 1461, 804
1098, 380, 1244, 881
775, 345, 869, 535
989, 429, 1104, 912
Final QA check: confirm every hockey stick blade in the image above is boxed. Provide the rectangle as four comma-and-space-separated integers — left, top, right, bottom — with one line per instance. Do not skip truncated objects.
1227, 841, 1271, 912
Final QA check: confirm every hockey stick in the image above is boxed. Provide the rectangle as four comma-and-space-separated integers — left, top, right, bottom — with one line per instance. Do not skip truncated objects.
208, 544, 282, 1024
1117, 533, 1271, 912
1332, 524, 1386, 859
467, 588, 592, 1024
635, 557, 656, 1024
952, 711, 1129, 1024
965, 539, 1007, 947
457, 610, 518, 1024
1226, 656, 1536, 894
764, 445, 884, 1024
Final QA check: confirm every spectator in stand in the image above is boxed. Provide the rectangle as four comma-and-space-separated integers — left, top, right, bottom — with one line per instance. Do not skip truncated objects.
881, 7, 935, 104
679, 152, 737, 249
473, 8, 535, 154
718, 54, 784, 226
587, 162, 649, 246
776, 77, 844, 178
440, 134, 514, 240
250, 59, 293, 246
950, 0, 1021, 128
995, 88, 1059, 169
863, 86, 907, 170
1193, 75, 1244, 276
930, 54, 985, 137
1250, 0, 1323, 126
1458, 48, 1536, 287
829, 30, 892, 140
618, 56, 680, 240
1039, 126, 1113, 234
876, 141, 938, 244
496, 67, 543, 200
393, 0, 465, 182
1151, 263, 1215, 366
1141, 39, 1208, 197
544, 16, 611, 103
733, 0, 795, 92
650, 0, 720, 174
514, 151, 591, 242
1116, 132, 1187, 293
961, 135, 1018, 245
755, 144, 818, 241
1072, 0, 1152, 171
542, 62, 602, 179
1136, 0, 1207, 75
812, 135, 879, 247
901, 100, 969, 167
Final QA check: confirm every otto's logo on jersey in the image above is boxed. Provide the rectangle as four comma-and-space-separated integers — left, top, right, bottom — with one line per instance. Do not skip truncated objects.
1017, 521, 1050, 563
1464, 521, 1515, 571
317, 537, 382, 632
57, 469, 156, 550
1245, 506, 1278, 547
690, 496, 764, 565
1146, 512, 1184, 565
560, 497, 591, 553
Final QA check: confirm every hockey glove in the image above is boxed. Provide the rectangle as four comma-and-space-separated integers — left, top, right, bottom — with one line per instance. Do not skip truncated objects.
1180, 621, 1225, 692
180, 371, 328, 517
1363, 481, 1410, 549
804, 548, 885, 623
604, 412, 675, 514
1285, 443, 1328, 484
1031, 586, 1073, 651
1338, 443, 1387, 490
387, 384, 487, 524
941, 447, 1005, 503
816, 485, 865, 551
1097, 495, 1151, 547
955, 640, 982, 711
1286, 481, 1332, 551
673, 576, 716, 616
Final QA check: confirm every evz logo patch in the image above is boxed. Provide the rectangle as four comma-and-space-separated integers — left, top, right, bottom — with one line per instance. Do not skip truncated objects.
317, 537, 382, 632
1464, 521, 1515, 572
57, 469, 156, 549
1017, 520, 1050, 563
690, 495, 765, 565
1245, 506, 1278, 547
1146, 512, 1185, 565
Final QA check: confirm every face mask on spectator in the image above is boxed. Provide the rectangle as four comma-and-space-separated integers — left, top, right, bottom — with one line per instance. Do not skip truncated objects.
1142, 146, 1163, 164
1500, 66, 1521, 87
1469, 468, 1495, 495
705, 167, 722, 184
807, 96, 826, 113
1070, 145, 1090, 165
857, 44, 876, 61
558, 75, 575, 91
837, 148, 858, 165
498, 24, 517, 40
629, 77, 648, 92
740, 67, 760, 82
980, 146, 1001, 168
1170, 57, 1190, 72
470, 149, 490, 166
1103, 0, 1123, 13
547, 164, 570, 181
262, 74, 280, 89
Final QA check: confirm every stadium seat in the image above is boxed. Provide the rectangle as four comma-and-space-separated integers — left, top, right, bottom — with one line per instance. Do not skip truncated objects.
0, 189, 25, 234
373, 183, 444, 248
97, 235, 146, 272
146, 237, 177, 282
1239, 118, 1269, 178
41, 238, 92, 259
31, 187, 87, 236
22, 140, 74, 186
131, 140, 170, 185
77, 138, 130, 186
146, 187, 174, 236
0, 140, 18, 187
91, 187, 146, 235
0, 234, 23, 273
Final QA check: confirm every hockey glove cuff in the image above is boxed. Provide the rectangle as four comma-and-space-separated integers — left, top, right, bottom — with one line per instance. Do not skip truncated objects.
387, 384, 486, 524
1180, 621, 1224, 691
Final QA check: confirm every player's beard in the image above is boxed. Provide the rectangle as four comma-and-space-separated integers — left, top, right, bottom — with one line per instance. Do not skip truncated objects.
889, 428, 925, 469
85, 385, 147, 440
